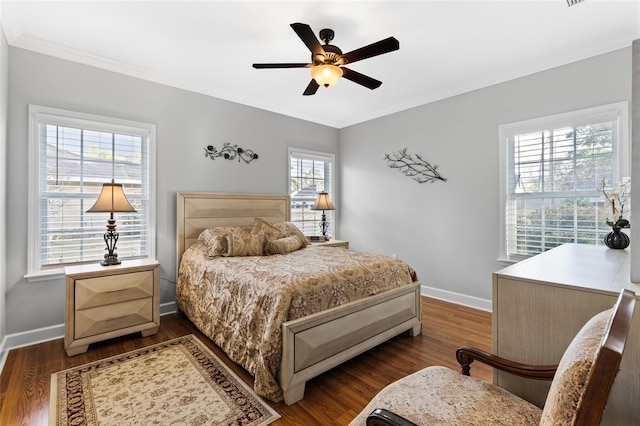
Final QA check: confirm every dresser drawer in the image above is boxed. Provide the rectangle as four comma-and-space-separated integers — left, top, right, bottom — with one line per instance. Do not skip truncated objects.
74, 297, 153, 339
75, 270, 154, 309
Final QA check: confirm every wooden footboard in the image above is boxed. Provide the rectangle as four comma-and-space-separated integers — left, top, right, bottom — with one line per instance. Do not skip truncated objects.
278, 282, 422, 405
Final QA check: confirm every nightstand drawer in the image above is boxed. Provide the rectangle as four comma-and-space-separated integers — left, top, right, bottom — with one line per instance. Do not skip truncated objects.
75, 270, 154, 309
65, 259, 160, 356
75, 297, 153, 339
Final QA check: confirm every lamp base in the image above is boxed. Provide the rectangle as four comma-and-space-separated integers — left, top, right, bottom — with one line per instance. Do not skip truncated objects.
101, 227, 121, 266
319, 212, 330, 241
101, 255, 121, 266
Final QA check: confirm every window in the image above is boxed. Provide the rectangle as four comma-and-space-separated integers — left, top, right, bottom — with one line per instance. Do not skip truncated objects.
288, 148, 335, 237
499, 102, 629, 261
27, 105, 155, 278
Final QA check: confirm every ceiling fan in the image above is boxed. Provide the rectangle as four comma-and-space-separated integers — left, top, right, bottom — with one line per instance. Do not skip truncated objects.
252, 23, 399, 96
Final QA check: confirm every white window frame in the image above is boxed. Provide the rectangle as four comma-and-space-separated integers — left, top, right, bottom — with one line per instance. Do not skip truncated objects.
288, 148, 336, 239
26, 105, 156, 280
498, 102, 629, 262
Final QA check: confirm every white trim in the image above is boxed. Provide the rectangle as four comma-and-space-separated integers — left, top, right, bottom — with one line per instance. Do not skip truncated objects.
499, 102, 630, 136
498, 101, 630, 261
23, 268, 65, 282
28, 106, 151, 137
0, 301, 176, 374
421, 285, 492, 313
26, 105, 157, 277
289, 149, 336, 163
0, 336, 8, 376
287, 147, 336, 193
7, 32, 635, 129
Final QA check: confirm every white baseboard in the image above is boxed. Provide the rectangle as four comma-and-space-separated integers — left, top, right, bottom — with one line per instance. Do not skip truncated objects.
421, 285, 492, 312
0, 336, 8, 377
0, 301, 177, 374
161, 301, 177, 315
0, 292, 490, 374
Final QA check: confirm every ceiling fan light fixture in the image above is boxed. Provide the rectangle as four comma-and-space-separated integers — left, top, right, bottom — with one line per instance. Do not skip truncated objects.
310, 64, 343, 87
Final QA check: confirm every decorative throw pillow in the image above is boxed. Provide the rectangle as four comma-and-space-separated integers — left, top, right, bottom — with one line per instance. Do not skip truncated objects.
272, 222, 311, 247
265, 235, 304, 255
198, 226, 253, 257
222, 232, 265, 257
540, 308, 611, 426
251, 217, 284, 241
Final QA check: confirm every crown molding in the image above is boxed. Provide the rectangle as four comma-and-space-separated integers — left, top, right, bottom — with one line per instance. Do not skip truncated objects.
7, 32, 638, 130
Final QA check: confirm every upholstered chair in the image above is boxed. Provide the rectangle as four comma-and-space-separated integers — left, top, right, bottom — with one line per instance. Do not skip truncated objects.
350, 289, 635, 426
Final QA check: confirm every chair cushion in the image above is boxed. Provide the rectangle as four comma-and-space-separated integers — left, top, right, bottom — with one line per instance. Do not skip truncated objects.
540, 308, 612, 426
349, 366, 542, 425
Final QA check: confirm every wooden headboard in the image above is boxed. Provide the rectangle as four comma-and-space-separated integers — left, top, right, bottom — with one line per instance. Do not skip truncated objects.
176, 192, 290, 265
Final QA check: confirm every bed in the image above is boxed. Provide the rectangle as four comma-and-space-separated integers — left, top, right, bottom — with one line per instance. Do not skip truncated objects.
175, 192, 422, 405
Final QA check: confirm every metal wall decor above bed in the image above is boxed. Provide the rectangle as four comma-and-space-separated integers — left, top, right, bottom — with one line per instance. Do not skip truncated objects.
204, 142, 259, 164
384, 148, 447, 183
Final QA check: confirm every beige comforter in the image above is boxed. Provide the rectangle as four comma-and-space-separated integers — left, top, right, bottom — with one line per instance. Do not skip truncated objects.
176, 242, 418, 402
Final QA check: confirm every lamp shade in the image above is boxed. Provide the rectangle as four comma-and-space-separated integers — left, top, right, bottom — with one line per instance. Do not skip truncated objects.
313, 192, 335, 211
310, 65, 343, 88
87, 180, 137, 213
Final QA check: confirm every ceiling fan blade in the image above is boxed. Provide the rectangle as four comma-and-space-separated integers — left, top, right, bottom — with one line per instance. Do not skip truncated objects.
303, 79, 320, 96
253, 63, 311, 69
290, 23, 325, 59
341, 67, 382, 90
340, 37, 399, 65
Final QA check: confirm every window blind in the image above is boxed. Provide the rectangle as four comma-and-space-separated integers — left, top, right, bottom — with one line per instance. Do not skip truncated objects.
29, 106, 154, 274
289, 150, 335, 237
502, 105, 626, 261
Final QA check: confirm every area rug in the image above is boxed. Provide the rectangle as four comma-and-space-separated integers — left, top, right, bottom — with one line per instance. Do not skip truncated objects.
50, 335, 280, 426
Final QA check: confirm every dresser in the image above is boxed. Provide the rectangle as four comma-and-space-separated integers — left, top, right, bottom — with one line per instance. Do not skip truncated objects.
493, 244, 640, 425
64, 259, 160, 356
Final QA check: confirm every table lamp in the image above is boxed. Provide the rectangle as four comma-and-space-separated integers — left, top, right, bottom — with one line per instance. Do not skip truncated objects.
312, 192, 335, 241
87, 179, 137, 266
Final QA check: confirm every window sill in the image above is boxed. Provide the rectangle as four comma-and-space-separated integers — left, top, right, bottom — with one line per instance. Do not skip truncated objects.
497, 257, 519, 266
24, 268, 65, 282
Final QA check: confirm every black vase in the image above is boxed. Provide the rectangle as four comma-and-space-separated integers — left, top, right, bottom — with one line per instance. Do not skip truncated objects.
604, 228, 630, 249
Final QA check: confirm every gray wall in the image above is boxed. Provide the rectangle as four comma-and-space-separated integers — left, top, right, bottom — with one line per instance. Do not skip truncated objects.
3, 45, 633, 336
339, 47, 632, 305
0, 22, 8, 342
6, 47, 338, 334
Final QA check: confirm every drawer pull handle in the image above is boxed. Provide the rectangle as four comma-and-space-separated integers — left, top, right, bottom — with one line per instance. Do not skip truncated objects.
106, 288, 129, 293
106, 314, 129, 321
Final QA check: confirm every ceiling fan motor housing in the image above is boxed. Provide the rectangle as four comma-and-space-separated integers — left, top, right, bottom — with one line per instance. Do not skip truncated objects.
314, 45, 343, 65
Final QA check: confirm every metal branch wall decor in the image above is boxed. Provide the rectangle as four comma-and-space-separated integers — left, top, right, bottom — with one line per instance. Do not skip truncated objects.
384, 148, 447, 184
204, 142, 259, 164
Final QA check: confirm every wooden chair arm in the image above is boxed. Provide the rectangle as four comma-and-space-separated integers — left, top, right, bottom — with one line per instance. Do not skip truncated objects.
456, 346, 557, 380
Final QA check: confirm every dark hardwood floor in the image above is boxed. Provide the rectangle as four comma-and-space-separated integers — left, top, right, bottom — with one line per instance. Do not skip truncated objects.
0, 297, 492, 426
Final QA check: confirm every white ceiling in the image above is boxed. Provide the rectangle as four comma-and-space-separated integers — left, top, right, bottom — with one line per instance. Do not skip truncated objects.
1, 1, 639, 128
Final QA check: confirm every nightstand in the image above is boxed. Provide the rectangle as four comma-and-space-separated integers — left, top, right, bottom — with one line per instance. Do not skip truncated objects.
311, 240, 349, 249
64, 258, 160, 356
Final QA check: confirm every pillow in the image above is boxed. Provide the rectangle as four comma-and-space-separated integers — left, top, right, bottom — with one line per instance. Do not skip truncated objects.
265, 235, 304, 255
198, 226, 253, 257
540, 308, 611, 426
222, 232, 265, 257
272, 222, 311, 247
251, 217, 284, 241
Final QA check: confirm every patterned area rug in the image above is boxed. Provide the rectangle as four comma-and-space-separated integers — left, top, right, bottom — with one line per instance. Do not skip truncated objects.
50, 335, 280, 426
